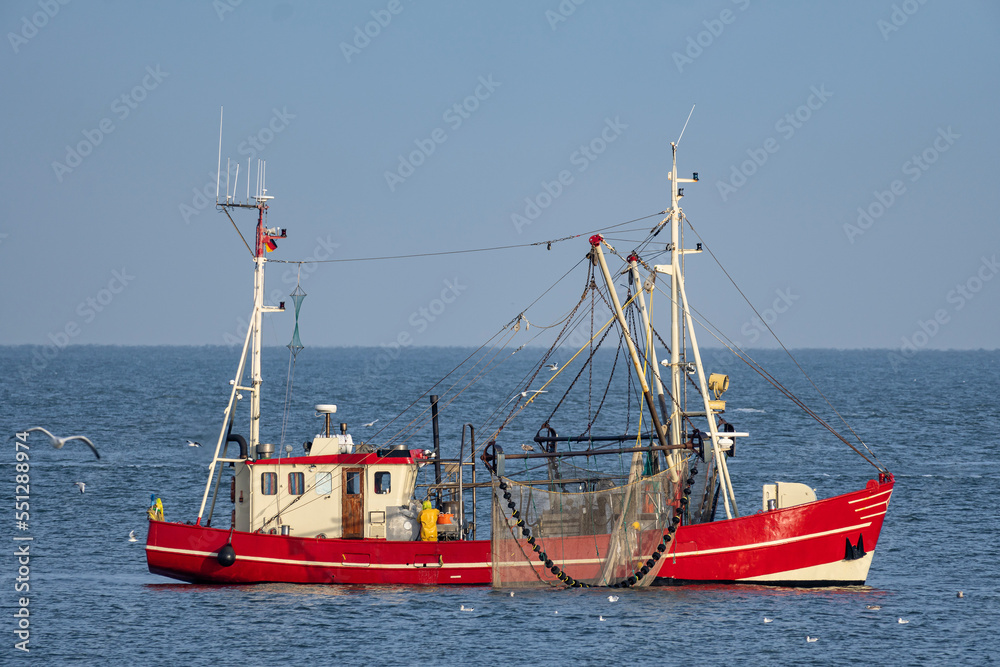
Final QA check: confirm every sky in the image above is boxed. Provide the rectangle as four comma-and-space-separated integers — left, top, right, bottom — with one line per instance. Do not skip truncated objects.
2, 1, 998, 354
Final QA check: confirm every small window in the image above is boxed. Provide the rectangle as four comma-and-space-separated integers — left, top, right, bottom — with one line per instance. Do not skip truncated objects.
346, 471, 361, 495
288, 472, 304, 495
261, 472, 277, 495
315, 471, 332, 495
374, 471, 391, 494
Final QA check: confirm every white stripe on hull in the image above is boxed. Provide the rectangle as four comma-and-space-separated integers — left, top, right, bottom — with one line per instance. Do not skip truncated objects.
738, 551, 873, 584
670, 521, 872, 559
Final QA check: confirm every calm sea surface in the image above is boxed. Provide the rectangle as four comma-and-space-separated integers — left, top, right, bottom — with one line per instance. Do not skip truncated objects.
1, 346, 997, 665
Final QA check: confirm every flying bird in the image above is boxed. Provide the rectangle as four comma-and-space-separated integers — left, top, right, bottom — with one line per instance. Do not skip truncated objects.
546, 363, 558, 371
74, 482, 86, 493
186, 440, 202, 447
505, 390, 548, 406
363, 420, 379, 427
23, 427, 100, 459
806, 636, 818, 643
128, 530, 137, 543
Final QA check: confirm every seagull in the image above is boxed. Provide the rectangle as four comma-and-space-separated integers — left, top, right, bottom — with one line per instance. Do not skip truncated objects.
23, 427, 100, 459
763, 618, 772, 623
866, 605, 882, 610
608, 595, 619, 602
505, 390, 548, 406
128, 530, 137, 543
186, 440, 202, 447
363, 419, 379, 428
898, 618, 909, 624
460, 605, 474, 612
521, 444, 535, 452
546, 363, 558, 371
509, 591, 515, 597
74, 482, 86, 493
599, 615, 606, 621
957, 591, 964, 598
806, 636, 818, 643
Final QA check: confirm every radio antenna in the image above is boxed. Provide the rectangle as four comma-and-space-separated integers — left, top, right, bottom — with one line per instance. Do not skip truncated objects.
676, 104, 695, 146
216, 106, 223, 204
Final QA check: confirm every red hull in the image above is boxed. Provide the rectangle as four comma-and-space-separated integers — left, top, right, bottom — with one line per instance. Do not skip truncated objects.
146, 478, 892, 587
146, 521, 491, 585
658, 477, 894, 586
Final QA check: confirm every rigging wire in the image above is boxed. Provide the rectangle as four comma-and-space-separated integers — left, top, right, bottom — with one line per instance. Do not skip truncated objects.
265, 213, 664, 265
683, 216, 884, 467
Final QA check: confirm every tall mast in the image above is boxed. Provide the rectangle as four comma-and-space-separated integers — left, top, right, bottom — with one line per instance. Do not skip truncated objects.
668, 143, 683, 450
250, 202, 266, 452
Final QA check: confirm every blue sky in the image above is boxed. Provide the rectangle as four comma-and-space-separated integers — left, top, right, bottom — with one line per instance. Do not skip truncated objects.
2, 1, 998, 353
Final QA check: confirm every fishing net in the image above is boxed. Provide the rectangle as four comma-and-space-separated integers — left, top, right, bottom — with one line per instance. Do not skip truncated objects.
490, 461, 687, 588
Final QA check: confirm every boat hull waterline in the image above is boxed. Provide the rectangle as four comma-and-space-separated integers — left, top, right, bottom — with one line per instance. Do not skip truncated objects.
146, 477, 892, 587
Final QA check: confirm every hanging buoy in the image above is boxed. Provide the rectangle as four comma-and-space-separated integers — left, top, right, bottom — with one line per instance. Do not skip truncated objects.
217, 543, 237, 567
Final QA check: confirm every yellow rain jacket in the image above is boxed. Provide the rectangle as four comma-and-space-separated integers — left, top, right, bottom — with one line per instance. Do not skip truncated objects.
419, 502, 440, 542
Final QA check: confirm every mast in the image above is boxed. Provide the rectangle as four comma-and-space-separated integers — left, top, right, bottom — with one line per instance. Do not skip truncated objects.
668, 143, 683, 451
197, 156, 281, 526
660, 144, 739, 518
249, 205, 265, 452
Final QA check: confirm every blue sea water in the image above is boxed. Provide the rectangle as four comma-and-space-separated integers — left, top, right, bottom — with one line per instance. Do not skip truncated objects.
1, 346, 998, 665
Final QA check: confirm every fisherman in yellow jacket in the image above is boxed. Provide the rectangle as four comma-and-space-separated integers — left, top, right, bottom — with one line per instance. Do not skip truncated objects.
419, 500, 440, 541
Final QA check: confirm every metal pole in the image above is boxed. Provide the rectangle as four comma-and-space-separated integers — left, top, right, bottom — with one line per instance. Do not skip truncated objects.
591, 241, 670, 460
430, 395, 442, 491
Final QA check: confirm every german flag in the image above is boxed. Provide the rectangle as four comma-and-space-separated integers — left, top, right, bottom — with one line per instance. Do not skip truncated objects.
265, 237, 278, 252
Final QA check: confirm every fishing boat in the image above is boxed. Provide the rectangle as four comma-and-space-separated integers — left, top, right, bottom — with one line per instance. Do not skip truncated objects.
146, 140, 893, 588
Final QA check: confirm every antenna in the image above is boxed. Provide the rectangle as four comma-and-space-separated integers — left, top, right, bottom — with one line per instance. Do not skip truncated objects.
226, 158, 231, 205
246, 158, 250, 202
676, 104, 695, 146
216, 106, 224, 204
232, 163, 239, 203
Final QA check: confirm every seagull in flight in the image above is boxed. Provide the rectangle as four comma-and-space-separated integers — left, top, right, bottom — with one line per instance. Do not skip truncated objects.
506, 390, 548, 406
363, 419, 379, 428
186, 440, 202, 447
23, 427, 100, 459
546, 363, 558, 371
74, 482, 86, 493
128, 530, 137, 543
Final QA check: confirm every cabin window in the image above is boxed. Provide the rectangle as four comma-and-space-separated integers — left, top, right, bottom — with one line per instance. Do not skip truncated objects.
345, 470, 361, 495
374, 471, 391, 494
315, 471, 332, 495
288, 472, 304, 495
261, 472, 277, 495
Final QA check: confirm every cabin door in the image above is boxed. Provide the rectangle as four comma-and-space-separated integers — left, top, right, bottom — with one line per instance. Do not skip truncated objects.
342, 468, 364, 539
